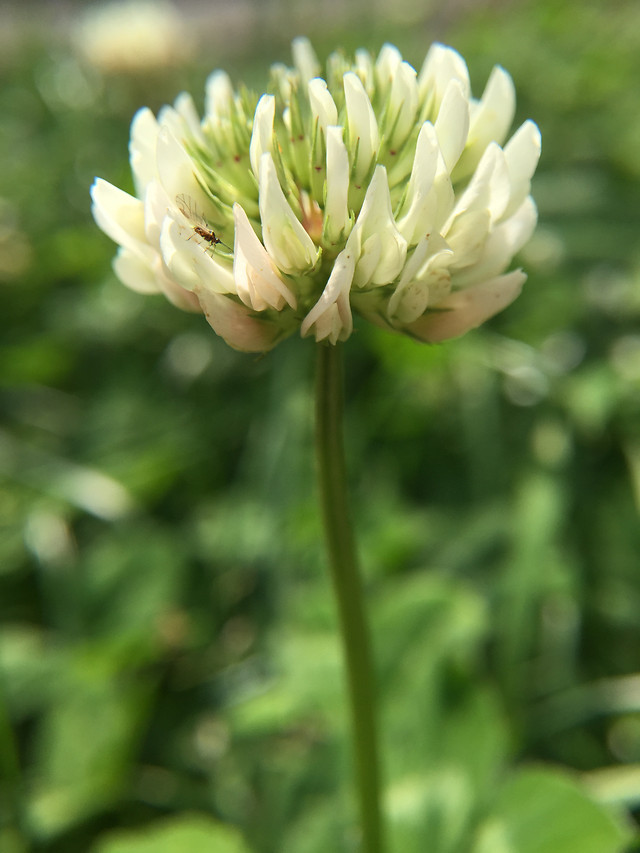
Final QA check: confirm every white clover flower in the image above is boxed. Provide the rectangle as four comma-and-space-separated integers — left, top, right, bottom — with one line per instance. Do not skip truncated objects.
91, 39, 540, 352
74, 1, 189, 72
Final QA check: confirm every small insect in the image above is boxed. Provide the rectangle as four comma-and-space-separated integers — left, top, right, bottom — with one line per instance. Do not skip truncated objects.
176, 194, 231, 252
193, 223, 224, 248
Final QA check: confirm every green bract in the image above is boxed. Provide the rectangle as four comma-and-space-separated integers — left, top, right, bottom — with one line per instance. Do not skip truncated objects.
91, 39, 540, 352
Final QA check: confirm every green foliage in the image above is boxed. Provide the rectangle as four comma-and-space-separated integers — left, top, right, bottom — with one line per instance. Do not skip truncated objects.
473, 768, 631, 853
1, 1, 640, 851
93, 814, 251, 853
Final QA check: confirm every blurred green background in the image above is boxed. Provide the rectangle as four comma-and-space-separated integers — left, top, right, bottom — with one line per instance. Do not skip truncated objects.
1, 0, 640, 851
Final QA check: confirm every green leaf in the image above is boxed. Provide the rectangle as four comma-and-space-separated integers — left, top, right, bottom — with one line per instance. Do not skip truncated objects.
27, 675, 152, 839
92, 814, 251, 853
472, 767, 633, 853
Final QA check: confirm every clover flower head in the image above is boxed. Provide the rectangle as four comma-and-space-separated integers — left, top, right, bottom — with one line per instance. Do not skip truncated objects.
91, 39, 541, 352
74, 1, 189, 72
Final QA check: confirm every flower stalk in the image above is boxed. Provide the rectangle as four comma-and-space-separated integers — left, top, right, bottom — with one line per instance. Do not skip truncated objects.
315, 342, 384, 853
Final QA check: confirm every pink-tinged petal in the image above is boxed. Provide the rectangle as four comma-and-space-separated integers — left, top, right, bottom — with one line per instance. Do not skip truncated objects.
405, 270, 526, 342
196, 288, 287, 353
301, 249, 355, 344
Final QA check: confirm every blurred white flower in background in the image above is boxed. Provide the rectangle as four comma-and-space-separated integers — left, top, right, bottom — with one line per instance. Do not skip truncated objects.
92, 39, 541, 352
74, 0, 189, 72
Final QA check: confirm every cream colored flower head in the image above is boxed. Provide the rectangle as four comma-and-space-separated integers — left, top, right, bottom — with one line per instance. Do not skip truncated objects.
91, 39, 540, 352
74, 1, 189, 72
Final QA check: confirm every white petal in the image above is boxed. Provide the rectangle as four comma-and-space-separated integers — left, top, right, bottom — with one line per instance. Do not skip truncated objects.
160, 212, 235, 296
301, 249, 355, 344
258, 153, 319, 274
348, 166, 407, 287
453, 196, 538, 287
205, 69, 234, 120
418, 43, 471, 111
155, 127, 211, 215
448, 142, 510, 227
397, 232, 453, 287
129, 107, 159, 195
112, 247, 159, 294
269, 62, 292, 105
388, 234, 454, 323
292, 36, 320, 84
404, 130, 458, 242
357, 173, 408, 283
233, 203, 296, 311
454, 66, 516, 181
395, 122, 440, 243
172, 91, 203, 140
446, 208, 492, 270
324, 125, 351, 245
114, 242, 201, 312
354, 49, 375, 94
500, 196, 538, 255
405, 269, 525, 342
159, 215, 200, 293
375, 43, 404, 94
250, 94, 275, 180
142, 180, 171, 247
158, 105, 189, 147
474, 66, 516, 144
308, 78, 338, 133
91, 178, 151, 256
343, 72, 380, 185
502, 120, 542, 220
434, 79, 470, 172
387, 61, 419, 150
153, 255, 203, 311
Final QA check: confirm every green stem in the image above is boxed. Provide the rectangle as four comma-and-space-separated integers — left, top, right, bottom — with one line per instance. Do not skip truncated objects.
315, 342, 384, 853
